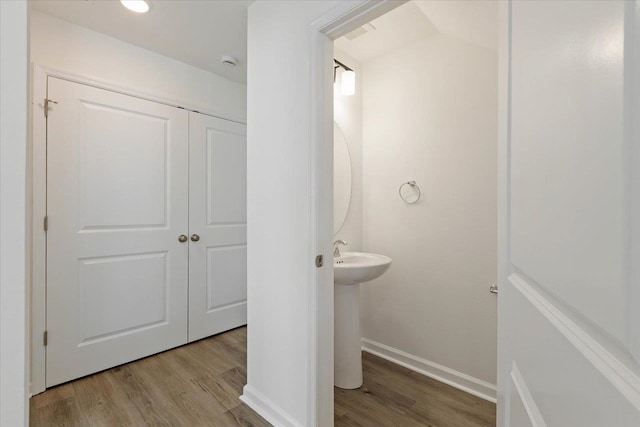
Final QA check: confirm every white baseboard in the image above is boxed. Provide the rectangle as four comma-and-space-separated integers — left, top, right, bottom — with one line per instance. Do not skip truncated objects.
361, 338, 497, 403
240, 384, 303, 427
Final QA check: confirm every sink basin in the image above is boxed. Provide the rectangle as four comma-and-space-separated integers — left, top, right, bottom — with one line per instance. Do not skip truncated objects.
334, 252, 392, 286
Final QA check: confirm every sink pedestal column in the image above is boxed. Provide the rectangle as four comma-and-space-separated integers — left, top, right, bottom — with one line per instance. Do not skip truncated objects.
334, 283, 362, 389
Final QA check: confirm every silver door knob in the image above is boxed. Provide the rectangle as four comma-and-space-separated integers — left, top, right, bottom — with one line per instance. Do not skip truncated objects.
190, 234, 200, 242
178, 234, 188, 243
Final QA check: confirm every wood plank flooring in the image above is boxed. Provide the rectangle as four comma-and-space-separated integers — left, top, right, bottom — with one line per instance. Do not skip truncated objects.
335, 353, 496, 427
30, 327, 269, 427
31, 327, 496, 426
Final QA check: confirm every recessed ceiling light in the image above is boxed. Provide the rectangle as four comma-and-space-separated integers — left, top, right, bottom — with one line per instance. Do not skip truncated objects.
120, 0, 149, 13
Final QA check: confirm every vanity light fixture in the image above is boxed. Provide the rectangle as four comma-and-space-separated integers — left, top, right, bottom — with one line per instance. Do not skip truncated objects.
334, 59, 355, 96
341, 70, 356, 96
120, 0, 150, 13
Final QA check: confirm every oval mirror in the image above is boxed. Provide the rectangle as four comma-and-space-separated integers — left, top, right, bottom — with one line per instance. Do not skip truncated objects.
334, 123, 352, 235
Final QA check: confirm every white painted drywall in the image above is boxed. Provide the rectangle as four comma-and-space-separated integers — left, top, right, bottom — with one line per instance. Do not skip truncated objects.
413, 1, 498, 52
0, 1, 29, 425
360, 34, 498, 388
333, 49, 363, 251
30, 10, 246, 123
245, 1, 361, 425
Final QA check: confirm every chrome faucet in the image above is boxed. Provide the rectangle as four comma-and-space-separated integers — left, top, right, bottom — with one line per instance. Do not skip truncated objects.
333, 240, 347, 257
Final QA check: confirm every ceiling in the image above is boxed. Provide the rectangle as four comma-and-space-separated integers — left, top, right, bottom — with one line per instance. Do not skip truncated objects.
335, 0, 498, 63
335, 2, 438, 63
414, 0, 498, 52
31, 0, 252, 83
31, 0, 497, 83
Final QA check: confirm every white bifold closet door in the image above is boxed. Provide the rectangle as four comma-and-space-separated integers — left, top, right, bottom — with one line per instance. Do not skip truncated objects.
45, 77, 246, 387
46, 77, 190, 387
187, 112, 247, 342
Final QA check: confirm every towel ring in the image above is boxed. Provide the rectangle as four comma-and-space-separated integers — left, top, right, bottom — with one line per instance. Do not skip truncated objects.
399, 180, 421, 204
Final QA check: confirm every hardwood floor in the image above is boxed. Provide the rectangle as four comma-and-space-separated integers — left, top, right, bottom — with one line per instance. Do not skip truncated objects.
30, 327, 269, 427
31, 327, 495, 426
335, 353, 496, 427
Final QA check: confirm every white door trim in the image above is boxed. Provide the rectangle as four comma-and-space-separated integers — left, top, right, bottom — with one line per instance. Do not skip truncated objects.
31, 65, 246, 125
30, 64, 48, 396
496, 1, 512, 426
29, 63, 246, 395
306, 2, 409, 425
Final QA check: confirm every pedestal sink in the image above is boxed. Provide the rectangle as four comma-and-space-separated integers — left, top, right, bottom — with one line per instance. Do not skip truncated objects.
334, 252, 392, 389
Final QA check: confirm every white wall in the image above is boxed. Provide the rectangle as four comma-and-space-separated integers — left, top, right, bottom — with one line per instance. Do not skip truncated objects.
333, 49, 363, 251
0, 1, 29, 425
30, 10, 246, 123
360, 34, 498, 394
245, 1, 362, 426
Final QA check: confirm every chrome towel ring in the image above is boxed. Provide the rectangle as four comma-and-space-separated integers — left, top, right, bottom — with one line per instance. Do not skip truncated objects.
399, 180, 421, 204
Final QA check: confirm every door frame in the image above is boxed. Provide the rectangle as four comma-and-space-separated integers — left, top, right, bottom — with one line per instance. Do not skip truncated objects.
307, 3, 408, 423
29, 64, 247, 395
307, 0, 508, 424
496, 1, 511, 426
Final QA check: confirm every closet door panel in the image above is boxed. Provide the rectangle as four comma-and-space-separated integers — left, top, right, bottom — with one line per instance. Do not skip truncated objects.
188, 112, 247, 342
46, 77, 189, 386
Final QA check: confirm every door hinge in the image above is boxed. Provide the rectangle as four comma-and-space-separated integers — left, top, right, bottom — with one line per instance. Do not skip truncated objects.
43, 215, 48, 232
43, 331, 48, 346
315, 254, 323, 268
489, 284, 498, 294
44, 98, 58, 118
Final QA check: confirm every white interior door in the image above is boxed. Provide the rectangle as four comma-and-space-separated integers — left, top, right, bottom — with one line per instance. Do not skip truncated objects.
188, 112, 247, 342
46, 77, 189, 387
499, 1, 640, 425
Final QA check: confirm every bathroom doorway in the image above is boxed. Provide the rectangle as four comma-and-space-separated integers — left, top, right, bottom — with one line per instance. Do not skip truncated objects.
330, 2, 498, 425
